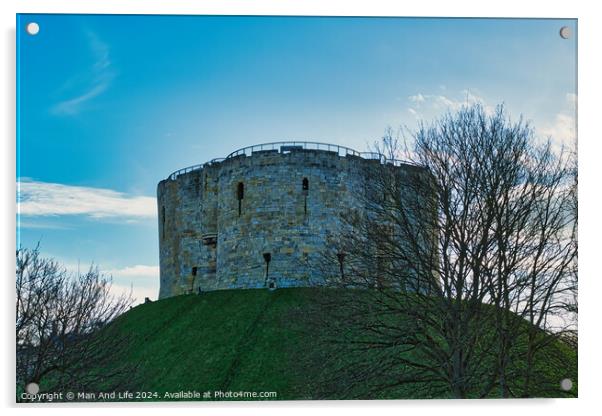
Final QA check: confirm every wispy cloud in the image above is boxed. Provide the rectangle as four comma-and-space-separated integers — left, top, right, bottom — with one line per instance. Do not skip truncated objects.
540, 113, 576, 147
538, 93, 577, 150
47, 259, 158, 304
407, 89, 492, 120
408, 93, 426, 104
52, 31, 115, 115
566, 92, 577, 108
104, 265, 159, 303
110, 283, 158, 304
17, 220, 71, 230
104, 264, 159, 279
407, 90, 577, 152
17, 179, 156, 220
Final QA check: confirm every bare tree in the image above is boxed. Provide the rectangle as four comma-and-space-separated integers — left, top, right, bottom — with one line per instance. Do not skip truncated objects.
303, 104, 577, 399
16, 246, 136, 401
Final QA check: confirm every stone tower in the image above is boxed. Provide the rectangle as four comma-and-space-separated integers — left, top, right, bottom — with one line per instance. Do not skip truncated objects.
157, 142, 424, 299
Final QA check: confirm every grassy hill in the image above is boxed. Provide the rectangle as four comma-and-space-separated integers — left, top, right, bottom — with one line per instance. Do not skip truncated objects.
109, 288, 317, 400
105, 287, 576, 401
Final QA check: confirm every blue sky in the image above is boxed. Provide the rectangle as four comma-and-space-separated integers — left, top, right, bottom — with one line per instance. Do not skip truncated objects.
16, 14, 577, 302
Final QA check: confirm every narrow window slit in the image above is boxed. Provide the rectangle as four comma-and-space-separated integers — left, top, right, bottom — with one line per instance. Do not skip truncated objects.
237, 182, 244, 216
302, 178, 309, 215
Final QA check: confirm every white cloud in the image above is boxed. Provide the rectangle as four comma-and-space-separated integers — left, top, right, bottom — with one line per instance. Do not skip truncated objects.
537, 93, 577, 150
17, 219, 71, 230
539, 113, 576, 146
406, 90, 577, 153
406, 89, 492, 120
46, 259, 159, 305
109, 283, 158, 305
566, 92, 577, 107
104, 265, 159, 304
52, 31, 115, 115
104, 264, 159, 279
17, 179, 157, 220
53, 83, 110, 115
408, 93, 426, 103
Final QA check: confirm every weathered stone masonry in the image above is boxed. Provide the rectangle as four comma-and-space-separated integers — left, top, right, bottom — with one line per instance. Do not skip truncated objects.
157, 142, 420, 299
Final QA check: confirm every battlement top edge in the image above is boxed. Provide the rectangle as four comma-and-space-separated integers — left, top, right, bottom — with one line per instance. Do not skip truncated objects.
165, 141, 422, 181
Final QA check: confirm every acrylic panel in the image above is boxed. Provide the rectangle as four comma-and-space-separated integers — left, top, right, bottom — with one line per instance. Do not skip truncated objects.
16, 14, 577, 402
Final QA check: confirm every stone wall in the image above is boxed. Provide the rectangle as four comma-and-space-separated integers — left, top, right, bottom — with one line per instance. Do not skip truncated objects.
157, 146, 413, 299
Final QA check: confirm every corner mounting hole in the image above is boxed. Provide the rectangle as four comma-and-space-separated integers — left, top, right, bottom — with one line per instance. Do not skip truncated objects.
560, 378, 573, 391
559, 26, 571, 39
26, 22, 40, 36
25, 382, 39, 394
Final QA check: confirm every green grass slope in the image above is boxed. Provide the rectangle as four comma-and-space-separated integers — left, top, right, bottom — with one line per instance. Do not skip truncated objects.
110, 288, 316, 400
107, 287, 576, 401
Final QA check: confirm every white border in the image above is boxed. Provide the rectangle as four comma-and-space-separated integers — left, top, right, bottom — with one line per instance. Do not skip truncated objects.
3, 1, 601, 415
3, 0, 585, 18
